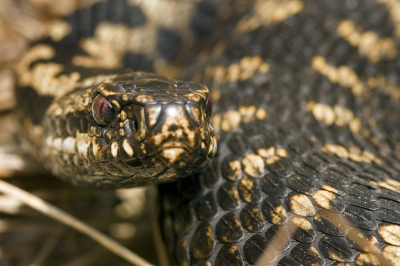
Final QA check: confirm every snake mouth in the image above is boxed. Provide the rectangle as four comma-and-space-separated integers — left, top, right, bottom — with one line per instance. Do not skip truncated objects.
156, 147, 191, 167
150, 143, 194, 155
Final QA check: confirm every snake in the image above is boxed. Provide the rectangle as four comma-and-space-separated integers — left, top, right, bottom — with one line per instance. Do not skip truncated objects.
13, 0, 400, 265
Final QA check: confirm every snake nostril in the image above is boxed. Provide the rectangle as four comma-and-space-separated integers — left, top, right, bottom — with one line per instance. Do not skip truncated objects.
123, 119, 139, 137
133, 120, 139, 132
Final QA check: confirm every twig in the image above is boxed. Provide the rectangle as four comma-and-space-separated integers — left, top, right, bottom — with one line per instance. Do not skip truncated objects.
0, 179, 152, 266
148, 186, 170, 266
255, 221, 297, 266
29, 225, 64, 266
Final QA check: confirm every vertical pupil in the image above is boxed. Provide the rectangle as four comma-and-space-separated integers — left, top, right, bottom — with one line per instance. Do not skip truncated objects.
99, 101, 106, 116
93, 94, 114, 126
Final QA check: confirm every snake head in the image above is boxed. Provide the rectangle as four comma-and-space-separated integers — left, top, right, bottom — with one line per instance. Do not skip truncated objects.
44, 72, 216, 187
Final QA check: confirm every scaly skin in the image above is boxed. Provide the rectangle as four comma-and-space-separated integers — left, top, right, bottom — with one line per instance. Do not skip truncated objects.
14, 0, 400, 265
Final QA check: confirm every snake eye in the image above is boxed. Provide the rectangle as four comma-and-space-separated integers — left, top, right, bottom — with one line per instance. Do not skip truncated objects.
205, 98, 213, 117
93, 94, 115, 126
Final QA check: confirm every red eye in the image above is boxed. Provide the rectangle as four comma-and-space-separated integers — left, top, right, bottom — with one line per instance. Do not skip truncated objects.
205, 98, 213, 117
93, 94, 115, 126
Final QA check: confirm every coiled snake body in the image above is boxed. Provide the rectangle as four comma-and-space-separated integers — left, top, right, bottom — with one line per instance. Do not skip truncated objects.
15, 0, 400, 265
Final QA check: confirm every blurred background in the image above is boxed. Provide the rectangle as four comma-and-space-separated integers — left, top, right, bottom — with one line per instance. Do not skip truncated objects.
0, 1, 158, 265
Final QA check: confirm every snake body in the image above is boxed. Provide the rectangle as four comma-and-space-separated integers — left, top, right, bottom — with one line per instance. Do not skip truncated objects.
15, 0, 400, 265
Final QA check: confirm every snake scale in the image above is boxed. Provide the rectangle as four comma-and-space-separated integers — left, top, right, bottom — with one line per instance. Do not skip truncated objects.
14, 0, 400, 265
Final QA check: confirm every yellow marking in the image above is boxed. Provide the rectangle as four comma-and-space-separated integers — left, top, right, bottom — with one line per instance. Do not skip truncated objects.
349, 118, 362, 134
312, 56, 365, 96
135, 95, 154, 104
313, 212, 323, 222
47, 20, 71, 42
218, 215, 242, 242
334, 105, 354, 126
227, 63, 241, 83
212, 41, 227, 58
210, 114, 221, 137
308, 245, 322, 259
239, 57, 264, 81
91, 138, 107, 160
118, 128, 125, 138
259, 63, 270, 73
121, 94, 129, 103
149, 103, 206, 158
15, 44, 55, 87
312, 190, 336, 210
236, 0, 304, 33
212, 65, 226, 84
308, 101, 364, 135
137, 108, 146, 141
382, 245, 400, 265
379, 224, 400, 246
145, 105, 162, 129
327, 251, 347, 262
31, 63, 81, 97
52, 138, 62, 151
266, 155, 280, 164
386, 179, 400, 190
355, 253, 380, 265
240, 177, 256, 203
321, 185, 340, 195
206, 56, 270, 85
189, 105, 202, 125
120, 111, 127, 122
111, 141, 119, 158
184, 93, 201, 103
62, 137, 76, 154
324, 144, 349, 159
290, 216, 313, 230
337, 20, 397, 62
256, 108, 268, 120
160, 148, 186, 165
226, 159, 242, 181
128, 0, 196, 30
243, 207, 264, 232
377, 0, 400, 36
308, 102, 335, 125
79, 74, 117, 87
276, 148, 288, 157
211, 88, 221, 103
242, 153, 264, 177
364, 151, 381, 164
290, 194, 315, 216
377, 179, 400, 193
348, 146, 364, 162
73, 23, 157, 69
322, 143, 381, 164
368, 237, 379, 252
222, 185, 240, 209
221, 110, 241, 131
270, 205, 288, 225
239, 105, 257, 117
138, 142, 147, 157
16, 46, 116, 99
258, 147, 275, 158
122, 139, 134, 157
229, 245, 238, 253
